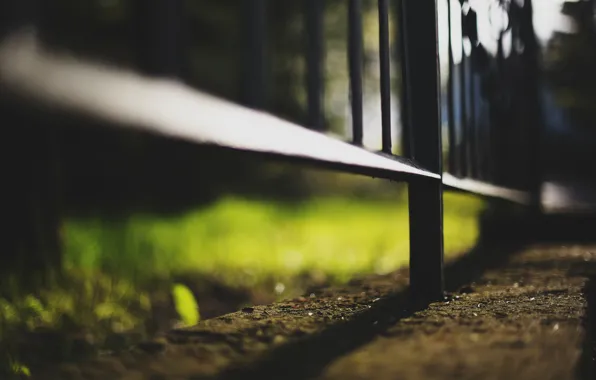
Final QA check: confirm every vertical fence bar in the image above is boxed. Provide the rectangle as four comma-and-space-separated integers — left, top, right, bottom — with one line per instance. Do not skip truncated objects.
400, 0, 445, 302
472, 71, 485, 181
0, 0, 35, 38
133, 0, 186, 78
460, 3, 478, 179
460, 50, 471, 178
243, 0, 267, 109
398, 0, 413, 158
491, 32, 505, 183
520, 0, 543, 211
348, 0, 364, 146
378, 0, 392, 153
446, 0, 458, 175
468, 54, 480, 179
305, 0, 325, 131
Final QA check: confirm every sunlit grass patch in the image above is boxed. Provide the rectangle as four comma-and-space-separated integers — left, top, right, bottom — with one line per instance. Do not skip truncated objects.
0, 271, 151, 337
0, 271, 157, 376
64, 192, 484, 286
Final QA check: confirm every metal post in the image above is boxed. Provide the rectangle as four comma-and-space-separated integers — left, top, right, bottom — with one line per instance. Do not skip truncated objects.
519, 0, 543, 212
461, 52, 473, 178
0, 0, 36, 38
399, 0, 445, 302
305, 0, 325, 131
453, 2, 471, 178
470, 57, 481, 180
461, 3, 478, 179
378, 0, 392, 153
133, 0, 186, 79
348, 0, 364, 146
243, 0, 268, 109
447, 0, 458, 176
492, 31, 506, 184
398, 0, 413, 158
475, 69, 488, 182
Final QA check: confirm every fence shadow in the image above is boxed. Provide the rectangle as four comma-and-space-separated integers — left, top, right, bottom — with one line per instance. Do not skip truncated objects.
212, 209, 596, 380
576, 275, 596, 380
205, 213, 527, 380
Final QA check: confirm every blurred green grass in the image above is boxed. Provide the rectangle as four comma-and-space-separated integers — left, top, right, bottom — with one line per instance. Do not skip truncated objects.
64, 191, 484, 285
1, 191, 484, 375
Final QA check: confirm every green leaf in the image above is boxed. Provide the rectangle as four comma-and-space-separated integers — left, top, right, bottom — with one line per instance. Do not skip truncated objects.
23, 296, 44, 315
94, 302, 121, 320
0, 299, 18, 324
171, 284, 200, 327
10, 359, 31, 377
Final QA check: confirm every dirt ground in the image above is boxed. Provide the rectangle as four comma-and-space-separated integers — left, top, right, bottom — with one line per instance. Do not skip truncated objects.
320, 245, 595, 380
30, 243, 596, 380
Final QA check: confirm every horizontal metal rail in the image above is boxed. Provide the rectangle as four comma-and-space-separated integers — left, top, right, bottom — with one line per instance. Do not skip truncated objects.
0, 30, 439, 183
442, 173, 532, 204
0, 24, 550, 210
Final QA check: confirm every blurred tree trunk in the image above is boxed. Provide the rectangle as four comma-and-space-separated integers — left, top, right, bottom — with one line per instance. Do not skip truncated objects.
0, 103, 63, 287
0, 0, 63, 288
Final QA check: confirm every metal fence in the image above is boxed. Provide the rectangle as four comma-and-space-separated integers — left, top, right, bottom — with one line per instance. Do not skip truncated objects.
441, 0, 541, 206
0, 0, 543, 303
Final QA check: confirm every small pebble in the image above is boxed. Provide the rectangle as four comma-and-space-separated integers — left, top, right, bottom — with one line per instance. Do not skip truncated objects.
137, 340, 166, 354
275, 283, 286, 294
460, 285, 475, 294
